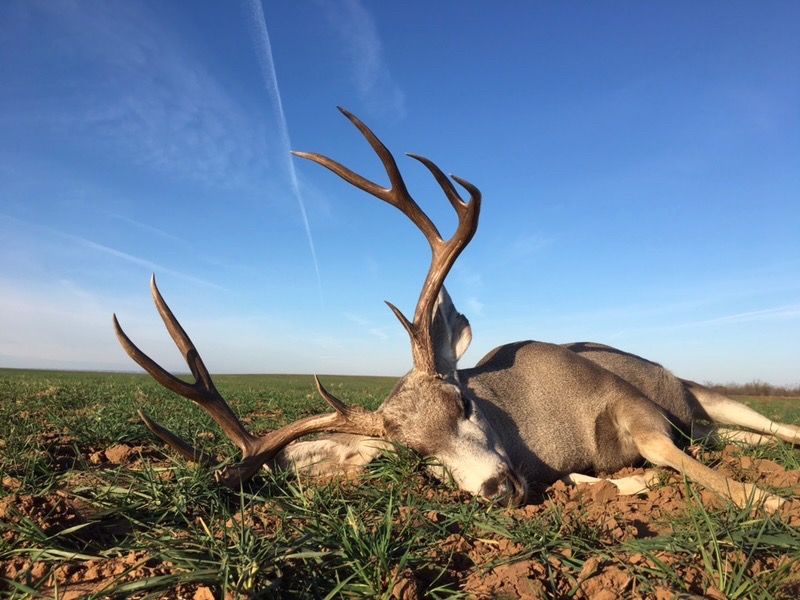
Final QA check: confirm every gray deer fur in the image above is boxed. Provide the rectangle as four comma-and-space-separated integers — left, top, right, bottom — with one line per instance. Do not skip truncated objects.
281, 287, 799, 511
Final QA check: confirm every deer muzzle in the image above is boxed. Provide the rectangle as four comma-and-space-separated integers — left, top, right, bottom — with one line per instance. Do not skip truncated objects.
480, 468, 526, 506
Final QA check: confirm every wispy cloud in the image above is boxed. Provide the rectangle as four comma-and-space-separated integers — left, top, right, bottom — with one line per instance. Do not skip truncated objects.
6, 2, 274, 190
453, 264, 484, 289
603, 304, 800, 342
68, 235, 225, 291
323, 0, 406, 119
100, 211, 259, 276
508, 233, 553, 258
344, 312, 391, 340
465, 296, 485, 318
245, 0, 322, 299
103, 212, 189, 246
448, 265, 484, 319
0, 213, 223, 290
673, 305, 800, 329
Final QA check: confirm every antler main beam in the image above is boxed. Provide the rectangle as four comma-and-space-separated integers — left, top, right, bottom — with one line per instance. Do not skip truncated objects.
293, 107, 482, 375
114, 275, 258, 456
114, 276, 383, 488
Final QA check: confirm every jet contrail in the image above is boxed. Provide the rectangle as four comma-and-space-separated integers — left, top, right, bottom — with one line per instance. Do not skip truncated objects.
245, 0, 322, 299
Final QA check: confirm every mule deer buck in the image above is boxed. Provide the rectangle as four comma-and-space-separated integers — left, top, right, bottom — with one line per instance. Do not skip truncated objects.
115, 108, 799, 511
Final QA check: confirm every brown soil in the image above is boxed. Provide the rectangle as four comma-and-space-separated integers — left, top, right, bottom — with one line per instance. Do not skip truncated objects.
456, 474, 800, 599
447, 445, 800, 599
1, 440, 798, 599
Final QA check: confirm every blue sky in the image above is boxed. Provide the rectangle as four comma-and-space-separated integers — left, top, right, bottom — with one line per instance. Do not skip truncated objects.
1, 1, 798, 385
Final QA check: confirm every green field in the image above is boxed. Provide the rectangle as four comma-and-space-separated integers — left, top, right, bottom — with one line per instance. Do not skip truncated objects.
1, 368, 799, 598
731, 396, 800, 425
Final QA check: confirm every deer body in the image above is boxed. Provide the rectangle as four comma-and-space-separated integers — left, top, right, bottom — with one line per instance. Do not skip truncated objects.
117, 108, 798, 513
461, 341, 665, 485
455, 336, 797, 508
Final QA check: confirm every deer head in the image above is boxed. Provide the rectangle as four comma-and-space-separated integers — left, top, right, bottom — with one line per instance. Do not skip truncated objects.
294, 109, 524, 503
114, 108, 525, 505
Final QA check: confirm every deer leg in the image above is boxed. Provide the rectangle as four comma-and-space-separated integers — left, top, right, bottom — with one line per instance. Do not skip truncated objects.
684, 381, 800, 445
630, 428, 785, 512
690, 421, 782, 446
274, 434, 391, 476
716, 430, 784, 445
562, 469, 662, 495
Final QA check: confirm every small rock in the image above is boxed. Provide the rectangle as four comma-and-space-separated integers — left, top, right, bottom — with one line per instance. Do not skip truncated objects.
391, 569, 421, 600
105, 444, 132, 464
194, 586, 216, 600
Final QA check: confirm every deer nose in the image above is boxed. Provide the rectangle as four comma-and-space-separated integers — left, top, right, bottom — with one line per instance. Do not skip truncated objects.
481, 469, 526, 507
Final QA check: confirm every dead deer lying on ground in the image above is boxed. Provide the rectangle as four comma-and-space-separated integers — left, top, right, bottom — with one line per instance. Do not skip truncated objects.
115, 108, 799, 511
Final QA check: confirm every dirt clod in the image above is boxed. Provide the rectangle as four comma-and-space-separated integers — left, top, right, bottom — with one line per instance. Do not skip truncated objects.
104, 444, 133, 464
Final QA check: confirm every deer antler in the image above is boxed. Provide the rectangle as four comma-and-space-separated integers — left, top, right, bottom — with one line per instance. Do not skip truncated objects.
114, 275, 384, 487
293, 107, 482, 375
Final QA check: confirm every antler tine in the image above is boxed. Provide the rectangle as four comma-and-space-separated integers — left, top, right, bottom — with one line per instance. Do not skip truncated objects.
405, 155, 481, 334
148, 274, 216, 395
113, 315, 222, 464
113, 314, 197, 401
314, 374, 349, 414
116, 277, 386, 488
294, 108, 482, 375
311, 374, 384, 432
114, 277, 258, 455
293, 107, 442, 246
138, 409, 220, 467
407, 154, 474, 215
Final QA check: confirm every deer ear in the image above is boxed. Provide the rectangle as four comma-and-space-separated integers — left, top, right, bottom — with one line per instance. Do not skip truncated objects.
431, 287, 472, 376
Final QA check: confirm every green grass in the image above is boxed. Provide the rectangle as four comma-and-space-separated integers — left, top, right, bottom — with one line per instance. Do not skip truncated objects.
733, 396, 800, 424
1, 368, 798, 598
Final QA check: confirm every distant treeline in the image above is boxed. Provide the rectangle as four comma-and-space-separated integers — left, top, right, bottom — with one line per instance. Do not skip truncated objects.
705, 380, 800, 397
